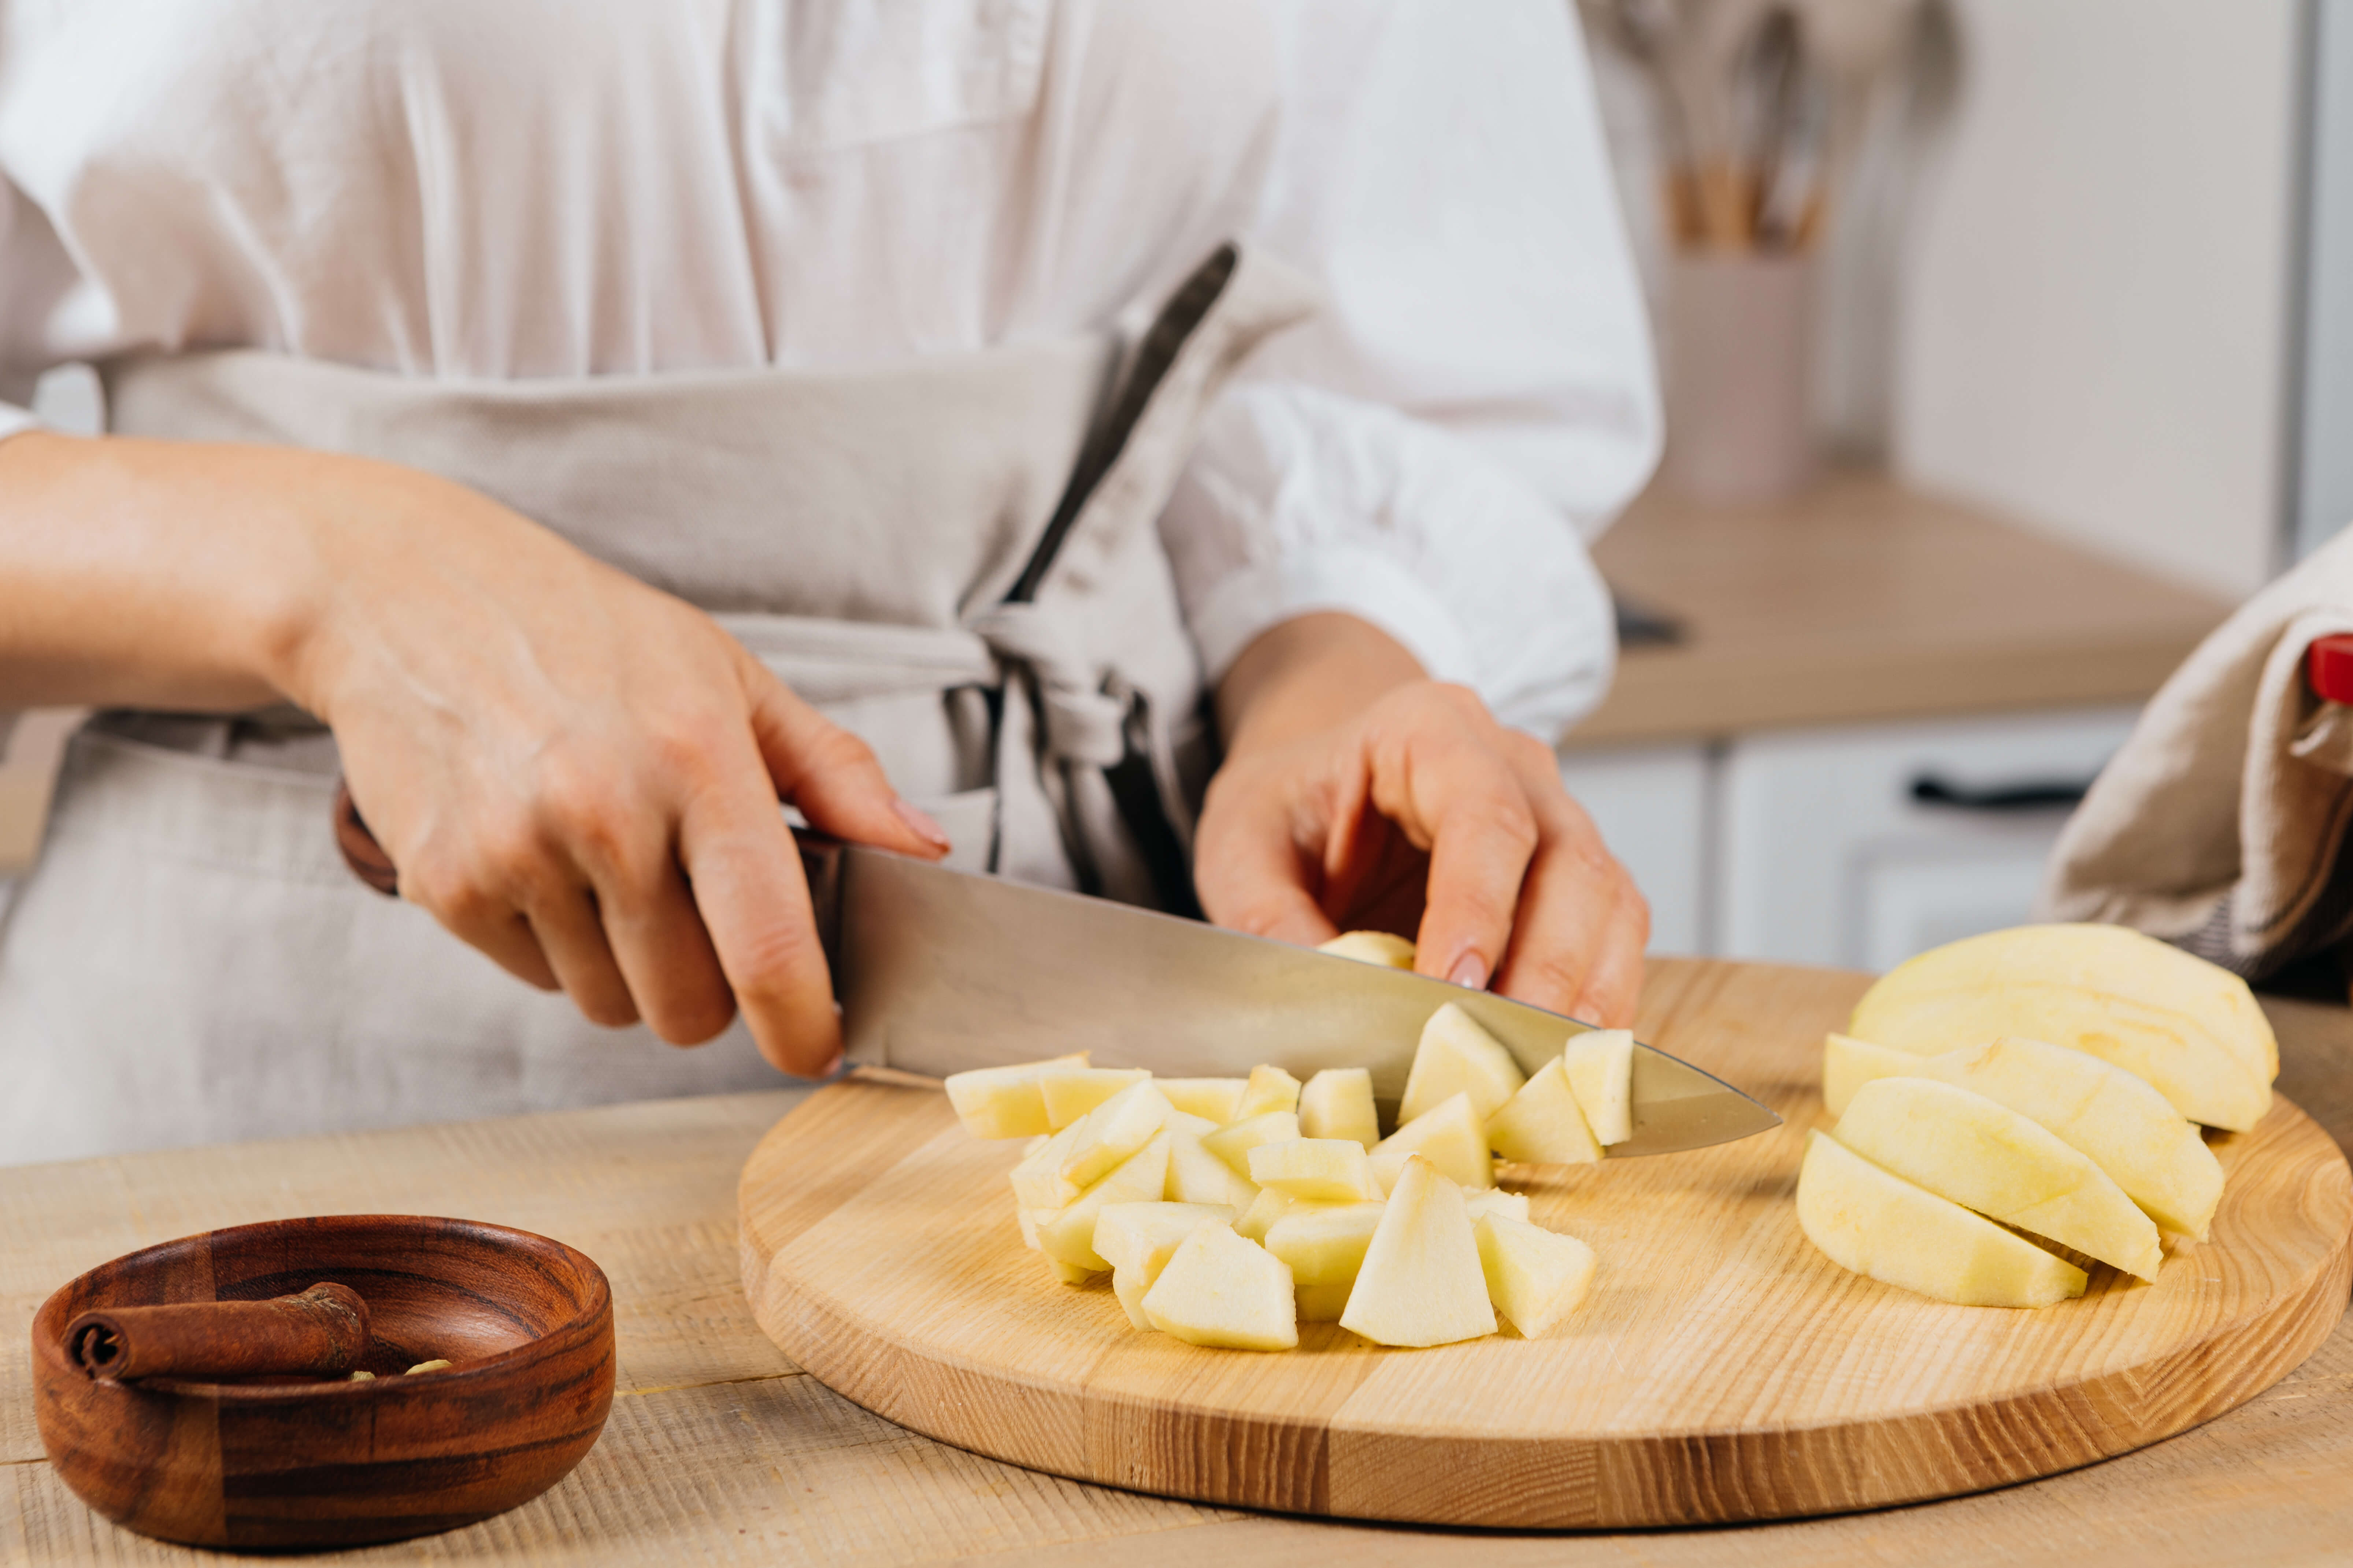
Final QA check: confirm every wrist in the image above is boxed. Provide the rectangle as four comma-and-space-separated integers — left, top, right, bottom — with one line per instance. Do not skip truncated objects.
1215, 612, 1425, 761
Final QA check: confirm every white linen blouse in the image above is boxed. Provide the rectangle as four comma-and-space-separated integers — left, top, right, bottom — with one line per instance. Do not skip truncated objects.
0, 0, 1659, 739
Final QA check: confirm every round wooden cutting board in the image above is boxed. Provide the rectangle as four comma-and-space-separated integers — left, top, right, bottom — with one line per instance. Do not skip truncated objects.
738, 958, 2353, 1528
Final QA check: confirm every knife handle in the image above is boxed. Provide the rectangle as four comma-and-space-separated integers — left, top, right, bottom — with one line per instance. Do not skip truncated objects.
331, 777, 846, 980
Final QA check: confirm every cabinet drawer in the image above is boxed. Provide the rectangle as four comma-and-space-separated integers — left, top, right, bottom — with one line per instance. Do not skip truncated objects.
1719, 708, 2139, 970
1556, 742, 1710, 956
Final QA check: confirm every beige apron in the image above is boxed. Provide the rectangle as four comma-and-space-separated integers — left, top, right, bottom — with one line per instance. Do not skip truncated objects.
0, 245, 1312, 1166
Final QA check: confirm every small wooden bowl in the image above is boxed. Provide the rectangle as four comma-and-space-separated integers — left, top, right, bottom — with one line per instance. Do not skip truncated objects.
32, 1215, 614, 1550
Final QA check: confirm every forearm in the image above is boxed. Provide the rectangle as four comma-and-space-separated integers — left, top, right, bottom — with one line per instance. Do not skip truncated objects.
0, 430, 332, 711
1215, 612, 1427, 762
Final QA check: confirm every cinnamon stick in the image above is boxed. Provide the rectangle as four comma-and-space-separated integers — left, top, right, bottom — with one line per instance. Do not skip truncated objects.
66, 1282, 370, 1381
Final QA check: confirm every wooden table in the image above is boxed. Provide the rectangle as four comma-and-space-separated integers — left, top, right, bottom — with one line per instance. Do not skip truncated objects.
8, 958, 2352, 1565
1575, 473, 2230, 746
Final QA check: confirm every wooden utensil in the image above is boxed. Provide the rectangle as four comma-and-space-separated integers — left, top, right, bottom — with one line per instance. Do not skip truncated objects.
67, 1280, 369, 1380
32, 1214, 614, 1550
740, 962, 2352, 1528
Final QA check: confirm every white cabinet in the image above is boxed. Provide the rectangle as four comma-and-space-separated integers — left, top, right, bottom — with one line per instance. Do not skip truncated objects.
1555, 743, 1711, 956
1717, 707, 2139, 970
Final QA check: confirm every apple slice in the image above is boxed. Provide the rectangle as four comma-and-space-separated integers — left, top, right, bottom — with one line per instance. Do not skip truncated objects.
1010, 1118, 1089, 1211
1159, 1077, 1249, 1123
1264, 1201, 1386, 1321
1298, 1068, 1379, 1148
1797, 1131, 2086, 1307
1370, 1091, 1494, 1192
1059, 1081, 1173, 1191
1399, 1003, 1527, 1125
1563, 1029, 1635, 1145
1834, 1077, 2162, 1281
1047, 1258, 1096, 1285
1039, 1066, 1152, 1130
1201, 1110, 1302, 1178
1248, 1138, 1382, 1201
1848, 923, 2273, 1130
1235, 1186, 1297, 1242
1095, 1201, 1240, 1329
945, 1052, 1091, 1138
1485, 1058, 1603, 1165
1317, 930, 1416, 968
1824, 1033, 2223, 1240
1475, 1213, 1597, 1336
1340, 1154, 1497, 1346
1035, 1133, 1172, 1271
1142, 1222, 1300, 1350
1462, 1188, 1531, 1223
1234, 1064, 1304, 1120
1166, 1118, 1261, 1207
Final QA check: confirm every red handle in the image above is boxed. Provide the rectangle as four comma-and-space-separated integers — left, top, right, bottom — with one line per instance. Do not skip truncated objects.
2311, 635, 2353, 706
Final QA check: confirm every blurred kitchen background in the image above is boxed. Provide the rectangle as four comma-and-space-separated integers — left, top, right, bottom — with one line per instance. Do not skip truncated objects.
2, 0, 2349, 979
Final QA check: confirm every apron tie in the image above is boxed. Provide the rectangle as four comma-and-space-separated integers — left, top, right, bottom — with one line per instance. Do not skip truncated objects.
971, 603, 1130, 768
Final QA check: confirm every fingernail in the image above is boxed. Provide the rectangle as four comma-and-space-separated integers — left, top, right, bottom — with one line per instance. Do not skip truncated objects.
893, 799, 952, 851
816, 1050, 844, 1080
1447, 950, 1489, 991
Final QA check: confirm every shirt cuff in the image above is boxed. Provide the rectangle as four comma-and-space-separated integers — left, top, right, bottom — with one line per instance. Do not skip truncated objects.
1185, 543, 1481, 691
0, 405, 38, 444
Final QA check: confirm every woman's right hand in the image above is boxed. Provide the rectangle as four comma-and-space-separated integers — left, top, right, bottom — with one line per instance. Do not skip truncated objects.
0, 432, 946, 1075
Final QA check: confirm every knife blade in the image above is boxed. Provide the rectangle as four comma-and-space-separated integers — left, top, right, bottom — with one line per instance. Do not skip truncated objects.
809, 840, 1779, 1158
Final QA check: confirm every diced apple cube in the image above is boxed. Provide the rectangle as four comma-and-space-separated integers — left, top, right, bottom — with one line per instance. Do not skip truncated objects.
1264, 1202, 1386, 1322
1200, 1110, 1301, 1178
1095, 1201, 1240, 1329
1235, 1064, 1303, 1120
1399, 1003, 1526, 1125
1142, 1222, 1300, 1350
1834, 1076, 2162, 1281
1461, 1188, 1531, 1223
1159, 1077, 1249, 1123
1298, 1067, 1379, 1148
1370, 1091, 1493, 1192
1339, 1154, 1496, 1347
1035, 1133, 1173, 1271
1059, 1081, 1173, 1190
1166, 1123, 1260, 1207
1010, 1119, 1088, 1211
1247, 1137, 1382, 1202
944, 1052, 1090, 1138
1235, 1186, 1297, 1242
1039, 1066, 1152, 1130
1563, 1029, 1634, 1145
1316, 930, 1416, 968
1485, 1058, 1602, 1165
1797, 1130, 2086, 1307
1475, 1213, 1596, 1336
1048, 1257, 1096, 1285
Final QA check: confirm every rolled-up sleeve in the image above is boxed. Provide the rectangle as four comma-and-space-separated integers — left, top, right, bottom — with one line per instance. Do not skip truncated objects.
1161, 0, 1660, 740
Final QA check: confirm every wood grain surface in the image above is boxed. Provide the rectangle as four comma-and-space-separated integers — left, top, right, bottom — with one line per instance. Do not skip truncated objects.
7, 959, 2353, 1565
1573, 472, 2229, 747
739, 960, 2352, 1527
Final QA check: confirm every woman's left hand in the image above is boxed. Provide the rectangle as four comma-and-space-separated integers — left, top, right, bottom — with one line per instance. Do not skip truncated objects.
1195, 614, 1646, 1028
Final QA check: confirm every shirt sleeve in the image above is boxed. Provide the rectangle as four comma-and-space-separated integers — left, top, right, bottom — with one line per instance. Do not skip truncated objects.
1160, 0, 1660, 741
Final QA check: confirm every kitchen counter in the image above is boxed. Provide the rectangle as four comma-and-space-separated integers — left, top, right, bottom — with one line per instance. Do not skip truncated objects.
1573, 472, 2235, 748
6, 956, 2350, 1566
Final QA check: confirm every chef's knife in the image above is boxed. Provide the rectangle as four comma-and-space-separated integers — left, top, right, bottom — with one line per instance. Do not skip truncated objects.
806, 839, 1780, 1158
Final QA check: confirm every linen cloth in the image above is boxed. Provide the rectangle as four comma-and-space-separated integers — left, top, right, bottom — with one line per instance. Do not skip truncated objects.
0, 0, 1660, 740
2038, 528, 2353, 980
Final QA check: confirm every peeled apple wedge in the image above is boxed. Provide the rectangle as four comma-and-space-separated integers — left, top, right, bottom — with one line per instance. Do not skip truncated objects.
1039, 1067, 1153, 1130
1834, 1078, 2163, 1281
1318, 930, 1416, 968
1485, 1058, 1603, 1165
1849, 923, 2274, 1131
1462, 1188, 1531, 1223
1248, 1137, 1382, 1201
1476, 1213, 1597, 1337
1371, 1092, 1494, 1192
1264, 1201, 1386, 1321
1095, 1201, 1239, 1329
1563, 1029, 1635, 1145
1142, 1222, 1300, 1350
1798, 1131, 2087, 1307
1399, 1003, 1526, 1125
1159, 1077, 1249, 1123
1034, 1133, 1172, 1272
1059, 1081, 1174, 1191
946, 1052, 1091, 1138
1235, 1064, 1304, 1120
1824, 1033, 2223, 1240
1340, 1154, 1497, 1347
1298, 1068, 1379, 1148
1235, 1186, 1298, 1242
1166, 1118, 1261, 1208
1010, 1119, 1089, 1212
1201, 1111, 1301, 1178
